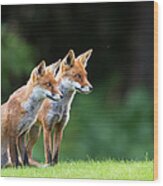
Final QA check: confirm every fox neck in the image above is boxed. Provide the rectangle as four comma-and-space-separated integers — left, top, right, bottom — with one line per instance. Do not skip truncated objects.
58, 80, 76, 107
22, 84, 45, 113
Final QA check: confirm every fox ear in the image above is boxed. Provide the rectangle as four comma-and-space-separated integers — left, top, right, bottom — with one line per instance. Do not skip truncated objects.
77, 49, 93, 67
46, 59, 62, 76
63, 49, 75, 68
31, 60, 46, 82
37, 60, 46, 76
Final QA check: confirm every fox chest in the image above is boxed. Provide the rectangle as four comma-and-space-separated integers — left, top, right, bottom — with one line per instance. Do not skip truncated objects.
46, 103, 70, 129
17, 100, 42, 136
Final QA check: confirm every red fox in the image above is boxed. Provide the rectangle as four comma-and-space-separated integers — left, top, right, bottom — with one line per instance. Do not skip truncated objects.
26, 49, 93, 167
1, 60, 62, 167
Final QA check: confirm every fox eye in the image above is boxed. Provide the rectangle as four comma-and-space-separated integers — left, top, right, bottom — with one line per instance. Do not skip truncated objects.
46, 82, 52, 87
75, 74, 82, 79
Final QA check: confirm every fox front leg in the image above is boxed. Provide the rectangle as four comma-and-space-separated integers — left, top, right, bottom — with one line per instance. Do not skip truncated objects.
27, 124, 42, 167
9, 136, 20, 167
43, 128, 53, 164
17, 133, 29, 166
52, 124, 63, 165
1, 136, 9, 168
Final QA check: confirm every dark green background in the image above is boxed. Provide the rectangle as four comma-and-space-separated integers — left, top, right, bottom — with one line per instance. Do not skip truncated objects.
1, 1, 154, 162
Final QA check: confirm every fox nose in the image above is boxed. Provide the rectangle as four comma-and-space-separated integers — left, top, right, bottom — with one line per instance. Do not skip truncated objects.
89, 85, 93, 91
52, 89, 63, 99
52, 93, 62, 101
53, 88, 62, 96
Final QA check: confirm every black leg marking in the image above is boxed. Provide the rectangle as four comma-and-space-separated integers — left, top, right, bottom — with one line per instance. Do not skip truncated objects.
23, 149, 29, 166
15, 144, 19, 168
1, 151, 8, 168
47, 150, 52, 164
52, 149, 59, 165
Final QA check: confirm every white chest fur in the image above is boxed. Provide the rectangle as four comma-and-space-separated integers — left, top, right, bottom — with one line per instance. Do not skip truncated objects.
17, 88, 44, 136
46, 87, 76, 129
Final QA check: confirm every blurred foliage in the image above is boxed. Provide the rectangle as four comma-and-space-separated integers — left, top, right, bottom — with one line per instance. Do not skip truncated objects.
33, 85, 153, 162
1, 25, 36, 103
1, 2, 154, 162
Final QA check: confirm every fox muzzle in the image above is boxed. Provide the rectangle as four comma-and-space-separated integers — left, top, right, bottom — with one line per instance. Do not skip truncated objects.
76, 85, 93, 94
46, 93, 63, 101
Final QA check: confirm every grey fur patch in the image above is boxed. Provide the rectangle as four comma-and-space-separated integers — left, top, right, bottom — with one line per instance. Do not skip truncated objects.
45, 82, 76, 129
18, 87, 45, 135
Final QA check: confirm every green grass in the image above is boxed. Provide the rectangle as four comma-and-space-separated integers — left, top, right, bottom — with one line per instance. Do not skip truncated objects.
1, 160, 153, 180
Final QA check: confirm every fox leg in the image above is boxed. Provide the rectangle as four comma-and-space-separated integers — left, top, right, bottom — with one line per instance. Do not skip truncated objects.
9, 136, 19, 167
1, 151, 8, 168
1, 136, 9, 168
52, 124, 63, 165
26, 124, 42, 167
17, 133, 29, 166
43, 127, 52, 164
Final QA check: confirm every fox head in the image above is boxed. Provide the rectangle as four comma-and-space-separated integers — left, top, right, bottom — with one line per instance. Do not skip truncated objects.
29, 60, 62, 101
56, 49, 93, 94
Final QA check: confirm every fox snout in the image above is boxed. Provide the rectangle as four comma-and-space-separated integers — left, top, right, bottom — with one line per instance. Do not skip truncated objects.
46, 91, 63, 101
53, 88, 63, 100
52, 93, 63, 101
81, 84, 93, 94
76, 84, 93, 94
46, 87, 63, 101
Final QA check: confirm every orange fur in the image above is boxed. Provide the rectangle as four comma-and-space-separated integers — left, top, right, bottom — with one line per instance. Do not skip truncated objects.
26, 49, 93, 167
1, 61, 61, 167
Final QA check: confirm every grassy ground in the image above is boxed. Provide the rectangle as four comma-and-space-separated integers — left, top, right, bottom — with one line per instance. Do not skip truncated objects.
1, 160, 153, 180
